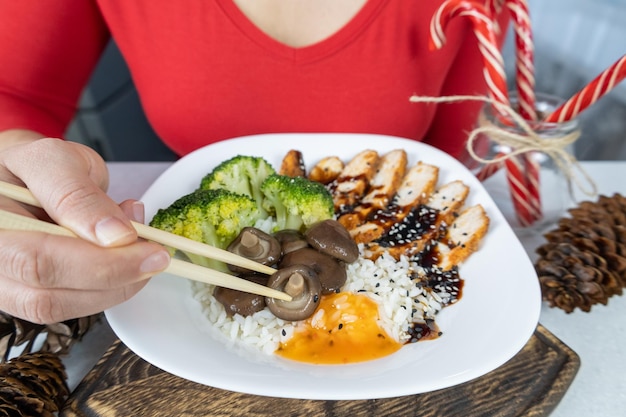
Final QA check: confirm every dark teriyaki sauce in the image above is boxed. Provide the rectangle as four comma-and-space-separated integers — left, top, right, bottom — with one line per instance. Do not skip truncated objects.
404, 265, 464, 344
406, 319, 440, 343
326, 174, 370, 216
350, 198, 466, 345
422, 266, 464, 303
375, 204, 440, 247
411, 240, 440, 268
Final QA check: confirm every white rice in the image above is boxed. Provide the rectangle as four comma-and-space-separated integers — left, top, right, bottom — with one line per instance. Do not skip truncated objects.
191, 243, 455, 354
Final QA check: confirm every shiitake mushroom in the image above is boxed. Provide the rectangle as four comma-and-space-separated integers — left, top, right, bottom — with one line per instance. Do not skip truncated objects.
272, 229, 309, 255
221, 223, 358, 320
279, 247, 347, 294
304, 219, 359, 263
265, 265, 322, 321
227, 227, 281, 273
213, 274, 269, 317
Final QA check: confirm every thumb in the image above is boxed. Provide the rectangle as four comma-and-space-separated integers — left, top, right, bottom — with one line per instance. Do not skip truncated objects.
3, 139, 137, 247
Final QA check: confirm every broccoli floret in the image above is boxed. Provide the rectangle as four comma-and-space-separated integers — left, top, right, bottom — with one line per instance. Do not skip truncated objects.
260, 173, 334, 232
200, 155, 276, 217
149, 188, 262, 272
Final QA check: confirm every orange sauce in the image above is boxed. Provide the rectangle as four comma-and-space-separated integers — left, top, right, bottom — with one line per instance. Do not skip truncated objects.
276, 292, 402, 364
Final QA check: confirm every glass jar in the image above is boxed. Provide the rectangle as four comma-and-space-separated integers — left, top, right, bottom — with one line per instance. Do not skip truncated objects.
470, 92, 581, 234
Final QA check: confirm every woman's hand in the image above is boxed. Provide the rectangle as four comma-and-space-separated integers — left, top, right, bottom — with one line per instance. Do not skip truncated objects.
0, 132, 171, 323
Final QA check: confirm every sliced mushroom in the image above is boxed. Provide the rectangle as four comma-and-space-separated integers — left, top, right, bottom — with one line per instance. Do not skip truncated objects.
213, 274, 269, 317
227, 227, 281, 273
279, 247, 347, 294
273, 229, 309, 255
266, 265, 322, 321
305, 219, 359, 263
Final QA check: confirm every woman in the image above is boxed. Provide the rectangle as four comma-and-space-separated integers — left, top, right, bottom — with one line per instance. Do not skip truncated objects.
0, 0, 509, 323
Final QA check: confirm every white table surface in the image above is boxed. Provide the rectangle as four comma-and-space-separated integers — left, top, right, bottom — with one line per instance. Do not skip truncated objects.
62, 160, 626, 416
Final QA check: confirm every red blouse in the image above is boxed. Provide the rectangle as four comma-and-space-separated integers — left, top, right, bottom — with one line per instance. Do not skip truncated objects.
0, 0, 508, 159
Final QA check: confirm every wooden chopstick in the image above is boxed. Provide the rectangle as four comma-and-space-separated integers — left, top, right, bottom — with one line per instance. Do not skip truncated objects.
0, 181, 277, 275
0, 208, 291, 301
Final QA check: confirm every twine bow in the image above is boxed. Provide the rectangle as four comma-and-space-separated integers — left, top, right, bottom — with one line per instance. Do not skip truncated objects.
409, 94, 598, 197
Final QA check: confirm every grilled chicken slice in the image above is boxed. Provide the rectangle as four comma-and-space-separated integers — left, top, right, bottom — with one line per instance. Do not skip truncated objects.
308, 156, 344, 185
360, 149, 408, 208
347, 161, 439, 244
435, 204, 490, 270
392, 162, 440, 208
426, 180, 470, 226
279, 149, 306, 177
331, 149, 379, 213
338, 149, 407, 230
363, 180, 470, 260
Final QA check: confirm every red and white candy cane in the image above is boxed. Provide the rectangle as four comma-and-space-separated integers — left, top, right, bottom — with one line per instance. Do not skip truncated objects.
505, 0, 542, 222
503, 0, 537, 121
474, 158, 503, 181
484, 0, 504, 16
430, 0, 536, 225
485, 0, 542, 221
545, 54, 626, 123
430, 0, 510, 110
484, 0, 505, 33
504, 155, 536, 227
474, 149, 537, 227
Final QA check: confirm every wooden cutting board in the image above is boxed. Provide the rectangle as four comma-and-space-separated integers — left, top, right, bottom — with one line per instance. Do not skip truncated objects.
61, 324, 579, 417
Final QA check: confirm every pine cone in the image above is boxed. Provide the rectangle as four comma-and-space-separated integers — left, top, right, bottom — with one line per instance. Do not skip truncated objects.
41, 315, 101, 355
0, 351, 69, 417
1, 312, 101, 363
536, 193, 626, 313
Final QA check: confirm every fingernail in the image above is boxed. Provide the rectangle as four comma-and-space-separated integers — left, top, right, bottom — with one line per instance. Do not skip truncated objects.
140, 250, 171, 274
95, 217, 135, 245
131, 201, 145, 223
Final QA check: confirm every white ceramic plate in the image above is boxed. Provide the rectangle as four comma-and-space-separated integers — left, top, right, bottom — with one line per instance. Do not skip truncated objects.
106, 133, 541, 400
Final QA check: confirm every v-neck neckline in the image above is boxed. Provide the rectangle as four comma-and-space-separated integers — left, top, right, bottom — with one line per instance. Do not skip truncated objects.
217, 0, 388, 63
